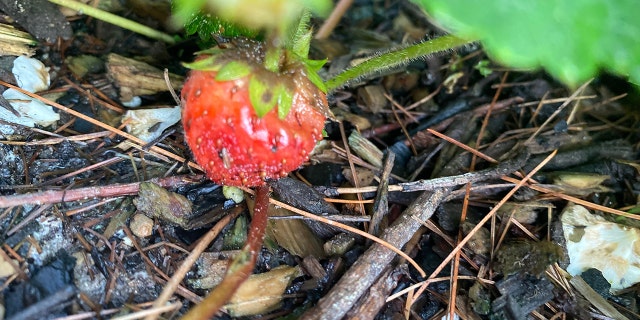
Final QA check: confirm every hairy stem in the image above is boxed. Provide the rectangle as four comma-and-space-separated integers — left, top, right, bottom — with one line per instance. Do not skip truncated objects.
48, 0, 175, 44
181, 185, 271, 320
325, 35, 472, 93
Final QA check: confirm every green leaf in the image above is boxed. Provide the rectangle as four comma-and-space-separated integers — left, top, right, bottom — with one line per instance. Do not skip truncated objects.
180, 0, 331, 33
301, 0, 332, 17
249, 76, 278, 117
474, 60, 493, 77
275, 84, 294, 119
172, 0, 259, 47
216, 61, 252, 81
290, 11, 313, 57
170, 0, 207, 27
628, 206, 640, 214
414, 0, 640, 86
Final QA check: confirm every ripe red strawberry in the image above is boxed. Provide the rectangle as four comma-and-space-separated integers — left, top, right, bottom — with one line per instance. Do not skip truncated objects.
181, 41, 328, 187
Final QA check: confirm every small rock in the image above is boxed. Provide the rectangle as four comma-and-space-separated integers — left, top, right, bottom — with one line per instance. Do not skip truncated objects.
134, 182, 193, 228
130, 213, 154, 238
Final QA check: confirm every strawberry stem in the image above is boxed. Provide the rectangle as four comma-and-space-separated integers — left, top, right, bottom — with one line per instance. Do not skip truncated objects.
264, 37, 283, 73
181, 185, 271, 320
50, 0, 176, 44
324, 34, 473, 93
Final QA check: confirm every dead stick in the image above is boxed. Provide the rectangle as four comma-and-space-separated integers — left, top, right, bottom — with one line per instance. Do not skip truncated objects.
145, 207, 241, 320
300, 187, 451, 320
0, 175, 204, 208
316, 151, 528, 197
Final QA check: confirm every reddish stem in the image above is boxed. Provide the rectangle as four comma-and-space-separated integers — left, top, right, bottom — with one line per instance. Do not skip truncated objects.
181, 184, 271, 320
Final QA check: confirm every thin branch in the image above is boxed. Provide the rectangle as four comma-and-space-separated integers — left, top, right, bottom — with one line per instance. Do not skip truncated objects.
145, 208, 242, 320
315, 0, 353, 39
0, 175, 204, 208
315, 151, 528, 197
301, 188, 451, 320
48, 0, 175, 44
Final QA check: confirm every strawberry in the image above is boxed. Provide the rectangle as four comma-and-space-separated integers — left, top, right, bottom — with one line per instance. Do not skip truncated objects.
181, 40, 328, 187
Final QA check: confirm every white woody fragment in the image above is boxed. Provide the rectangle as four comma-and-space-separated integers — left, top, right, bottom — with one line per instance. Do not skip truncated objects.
562, 203, 640, 292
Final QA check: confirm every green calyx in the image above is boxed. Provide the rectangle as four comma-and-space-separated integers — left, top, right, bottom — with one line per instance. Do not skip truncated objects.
275, 83, 294, 118
182, 11, 327, 121
248, 73, 296, 119
304, 60, 327, 93
248, 75, 277, 118
182, 55, 221, 71
286, 10, 327, 94
216, 61, 253, 80
183, 51, 303, 120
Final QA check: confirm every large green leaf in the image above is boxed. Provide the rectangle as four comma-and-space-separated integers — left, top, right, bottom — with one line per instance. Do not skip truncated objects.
173, 0, 330, 35
173, 0, 259, 45
414, 0, 640, 86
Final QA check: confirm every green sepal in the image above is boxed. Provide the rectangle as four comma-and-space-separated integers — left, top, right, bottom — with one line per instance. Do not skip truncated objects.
305, 64, 327, 93
292, 30, 312, 57
249, 75, 278, 118
216, 61, 252, 81
305, 58, 326, 72
275, 84, 294, 119
290, 11, 312, 57
182, 56, 220, 71
195, 47, 223, 55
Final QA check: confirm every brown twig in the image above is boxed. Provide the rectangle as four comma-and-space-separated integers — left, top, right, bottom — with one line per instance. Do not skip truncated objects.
0, 174, 204, 208
501, 176, 640, 221
145, 207, 242, 320
271, 197, 426, 277
315, 0, 353, 39
368, 152, 394, 236
300, 188, 451, 320
315, 151, 528, 197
